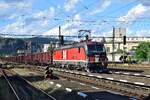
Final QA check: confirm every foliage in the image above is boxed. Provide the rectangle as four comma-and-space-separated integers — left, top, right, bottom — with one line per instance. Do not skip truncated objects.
0, 53, 7, 57
116, 49, 123, 54
148, 50, 150, 62
48, 44, 54, 51
135, 42, 150, 62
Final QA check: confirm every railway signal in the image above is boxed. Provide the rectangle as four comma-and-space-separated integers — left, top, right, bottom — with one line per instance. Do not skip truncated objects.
123, 35, 126, 45
45, 66, 53, 79
123, 35, 126, 63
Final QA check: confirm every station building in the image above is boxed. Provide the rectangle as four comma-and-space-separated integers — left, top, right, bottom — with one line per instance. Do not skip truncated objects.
93, 28, 150, 61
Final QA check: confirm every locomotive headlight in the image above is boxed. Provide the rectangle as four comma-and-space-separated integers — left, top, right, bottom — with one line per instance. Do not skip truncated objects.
102, 62, 105, 66
95, 55, 99, 62
87, 57, 89, 61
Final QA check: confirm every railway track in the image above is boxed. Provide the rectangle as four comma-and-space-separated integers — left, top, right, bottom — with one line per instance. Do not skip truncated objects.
2, 63, 150, 99
108, 66, 150, 75
110, 71, 150, 78
11, 67, 132, 100
49, 68, 150, 99
0, 68, 56, 100
39, 66, 150, 86
0, 68, 20, 100
108, 63, 150, 68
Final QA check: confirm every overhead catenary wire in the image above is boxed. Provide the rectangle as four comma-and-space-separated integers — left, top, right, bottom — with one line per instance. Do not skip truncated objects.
50, 0, 149, 35
0, 33, 150, 38
48, 0, 99, 29
55, 0, 139, 23
91, 0, 140, 20
2, 0, 150, 37
73, 0, 147, 25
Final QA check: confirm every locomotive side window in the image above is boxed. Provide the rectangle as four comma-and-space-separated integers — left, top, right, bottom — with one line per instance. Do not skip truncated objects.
96, 45, 105, 52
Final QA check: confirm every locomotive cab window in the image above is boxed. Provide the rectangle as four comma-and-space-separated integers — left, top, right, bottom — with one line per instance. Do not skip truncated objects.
88, 44, 105, 53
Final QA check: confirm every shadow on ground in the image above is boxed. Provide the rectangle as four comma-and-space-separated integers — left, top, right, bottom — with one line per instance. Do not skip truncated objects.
84, 91, 131, 100
45, 87, 131, 100
20, 75, 59, 82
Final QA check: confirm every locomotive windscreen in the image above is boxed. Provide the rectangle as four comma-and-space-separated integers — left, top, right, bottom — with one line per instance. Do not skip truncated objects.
88, 44, 105, 53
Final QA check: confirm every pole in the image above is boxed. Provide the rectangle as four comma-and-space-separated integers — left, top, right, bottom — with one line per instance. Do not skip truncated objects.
112, 27, 115, 62
123, 36, 125, 63
59, 26, 61, 37
59, 26, 61, 46
123, 46, 125, 63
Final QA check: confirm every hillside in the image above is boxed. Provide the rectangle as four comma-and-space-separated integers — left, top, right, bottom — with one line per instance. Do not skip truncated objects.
0, 37, 59, 56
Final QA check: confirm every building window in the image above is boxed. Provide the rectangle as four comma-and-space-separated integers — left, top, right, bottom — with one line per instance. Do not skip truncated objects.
124, 47, 127, 51
114, 45, 117, 50
106, 47, 110, 53
119, 33, 122, 37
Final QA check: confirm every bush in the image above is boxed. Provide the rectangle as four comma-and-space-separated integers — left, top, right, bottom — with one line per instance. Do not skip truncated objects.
135, 42, 150, 62
116, 49, 123, 54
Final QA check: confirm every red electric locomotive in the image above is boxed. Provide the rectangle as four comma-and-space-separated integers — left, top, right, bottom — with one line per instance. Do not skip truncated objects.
53, 40, 108, 72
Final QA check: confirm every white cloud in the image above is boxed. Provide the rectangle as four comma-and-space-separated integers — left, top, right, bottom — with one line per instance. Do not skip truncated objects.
59, 14, 82, 35
88, 0, 111, 15
117, 3, 150, 37
0, 2, 9, 9
117, 0, 150, 6
135, 30, 150, 37
0, 0, 32, 10
97, 30, 112, 37
1, 21, 25, 34
15, 2, 32, 9
0, 0, 33, 20
8, 14, 19, 20
33, 7, 55, 19
139, 0, 150, 6
1, 20, 46, 35
43, 14, 82, 36
64, 0, 81, 12
31, 7, 55, 27
118, 4, 148, 23
1, 7, 56, 35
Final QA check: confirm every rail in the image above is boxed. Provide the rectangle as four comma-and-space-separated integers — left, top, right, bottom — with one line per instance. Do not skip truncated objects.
0, 68, 56, 100
1, 69, 21, 100
51, 68, 150, 99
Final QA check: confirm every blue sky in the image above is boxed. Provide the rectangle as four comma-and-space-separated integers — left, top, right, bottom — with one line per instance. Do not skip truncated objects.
0, 0, 150, 37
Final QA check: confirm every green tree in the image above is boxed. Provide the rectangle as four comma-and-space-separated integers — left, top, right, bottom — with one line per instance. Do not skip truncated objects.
135, 42, 150, 62
148, 50, 150, 62
48, 44, 54, 51
116, 49, 123, 54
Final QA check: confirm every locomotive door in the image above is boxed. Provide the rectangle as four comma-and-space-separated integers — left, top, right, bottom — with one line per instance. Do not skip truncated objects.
62, 50, 67, 60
